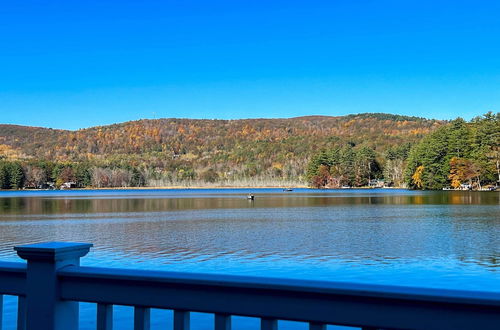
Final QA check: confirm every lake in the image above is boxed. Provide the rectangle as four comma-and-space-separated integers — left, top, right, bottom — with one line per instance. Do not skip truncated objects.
0, 188, 499, 329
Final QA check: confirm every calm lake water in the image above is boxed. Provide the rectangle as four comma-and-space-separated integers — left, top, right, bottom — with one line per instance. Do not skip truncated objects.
0, 188, 499, 329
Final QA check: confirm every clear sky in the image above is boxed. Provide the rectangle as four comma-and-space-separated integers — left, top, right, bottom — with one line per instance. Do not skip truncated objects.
1, 0, 499, 130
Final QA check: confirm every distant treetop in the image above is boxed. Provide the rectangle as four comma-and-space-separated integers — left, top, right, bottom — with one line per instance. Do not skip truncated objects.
343, 113, 433, 122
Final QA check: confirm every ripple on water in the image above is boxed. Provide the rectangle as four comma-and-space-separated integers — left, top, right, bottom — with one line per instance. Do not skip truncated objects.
0, 189, 499, 329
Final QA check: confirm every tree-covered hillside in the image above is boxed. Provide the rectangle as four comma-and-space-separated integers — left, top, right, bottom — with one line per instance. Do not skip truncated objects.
306, 112, 499, 190
405, 113, 499, 190
0, 113, 443, 188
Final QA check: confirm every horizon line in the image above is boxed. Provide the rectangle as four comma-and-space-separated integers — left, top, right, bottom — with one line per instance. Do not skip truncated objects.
0, 111, 459, 131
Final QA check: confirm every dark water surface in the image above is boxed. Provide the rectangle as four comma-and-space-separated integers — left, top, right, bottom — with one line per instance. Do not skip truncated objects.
0, 188, 499, 329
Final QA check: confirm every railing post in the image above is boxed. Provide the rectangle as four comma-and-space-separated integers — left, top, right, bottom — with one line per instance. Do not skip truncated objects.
15, 242, 92, 330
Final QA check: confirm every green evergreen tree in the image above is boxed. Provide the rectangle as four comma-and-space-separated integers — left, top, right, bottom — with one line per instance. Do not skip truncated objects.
355, 146, 379, 186
131, 167, 145, 186
472, 112, 500, 184
0, 162, 9, 189
306, 150, 330, 184
405, 113, 499, 189
447, 118, 473, 158
8, 162, 25, 189
75, 163, 92, 187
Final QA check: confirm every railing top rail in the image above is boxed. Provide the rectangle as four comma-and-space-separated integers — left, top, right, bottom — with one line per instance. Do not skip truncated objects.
58, 265, 500, 329
0, 261, 26, 273
0, 261, 26, 296
59, 265, 500, 307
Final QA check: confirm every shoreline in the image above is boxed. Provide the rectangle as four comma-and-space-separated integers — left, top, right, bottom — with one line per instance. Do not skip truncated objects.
77, 185, 311, 190
1, 186, 496, 192
3, 185, 310, 192
3, 186, 415, 192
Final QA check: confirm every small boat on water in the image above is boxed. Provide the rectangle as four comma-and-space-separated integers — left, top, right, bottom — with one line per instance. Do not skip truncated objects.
283, 188, 293, 192
247, 194, 255, 200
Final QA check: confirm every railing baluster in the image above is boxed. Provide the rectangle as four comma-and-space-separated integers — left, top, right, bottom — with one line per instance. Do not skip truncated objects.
214, 313, 231, 330
309, 322, 326, 330
0, 294, 3, 330
134, 307, 151, 330
261, 318, 278, 330
17, 296, 26, 330
96, 303, 113, 330
173, 310, 190, 330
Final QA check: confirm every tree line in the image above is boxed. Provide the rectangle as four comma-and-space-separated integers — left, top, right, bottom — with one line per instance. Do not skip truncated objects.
1, 113, 497, 190
0, 113, 441, 189
307, 113, 499, 189
0, 161, 145, 189
306, 141, 412, 188
404, 112, 499, 190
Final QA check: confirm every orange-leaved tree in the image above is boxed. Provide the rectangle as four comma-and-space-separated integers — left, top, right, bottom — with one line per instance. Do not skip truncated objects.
412, 165, 424, 189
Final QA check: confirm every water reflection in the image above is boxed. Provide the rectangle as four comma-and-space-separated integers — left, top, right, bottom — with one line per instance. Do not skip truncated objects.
1, 189, 498, 216
0, 189, 498, 280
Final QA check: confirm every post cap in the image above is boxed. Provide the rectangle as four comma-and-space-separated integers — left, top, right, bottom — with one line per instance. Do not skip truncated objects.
15, 242, 93, 261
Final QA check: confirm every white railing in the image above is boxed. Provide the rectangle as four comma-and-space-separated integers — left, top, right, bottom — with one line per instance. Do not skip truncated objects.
0, 242, 500, 330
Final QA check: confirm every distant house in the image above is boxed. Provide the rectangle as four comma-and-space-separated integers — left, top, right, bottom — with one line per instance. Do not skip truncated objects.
460, 183, 472, 190
39, 182, 55, 190
369, 179, 385, 188
60, 182, 77, 190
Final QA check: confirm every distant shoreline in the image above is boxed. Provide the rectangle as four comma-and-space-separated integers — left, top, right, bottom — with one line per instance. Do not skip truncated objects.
2, 186, 497, 192
2, 185, 309, 191
77, 185, 310, 190
1, 186, 415, 192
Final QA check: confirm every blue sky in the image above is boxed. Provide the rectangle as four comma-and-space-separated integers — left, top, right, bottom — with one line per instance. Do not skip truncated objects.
1, 0, 499, 130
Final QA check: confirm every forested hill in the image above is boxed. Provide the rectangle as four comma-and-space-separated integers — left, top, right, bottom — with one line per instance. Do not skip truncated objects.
0, 113, 443, 186
1, 113, 440, 158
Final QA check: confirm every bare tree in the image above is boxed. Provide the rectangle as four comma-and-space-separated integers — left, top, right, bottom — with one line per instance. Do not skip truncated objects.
24, 166, 46, 188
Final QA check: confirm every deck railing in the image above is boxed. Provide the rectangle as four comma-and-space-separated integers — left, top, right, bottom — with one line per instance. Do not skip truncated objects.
0, 242, 499, 330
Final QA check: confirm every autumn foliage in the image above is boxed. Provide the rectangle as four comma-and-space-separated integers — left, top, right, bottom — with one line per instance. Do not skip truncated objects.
0, 113, 445, 188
